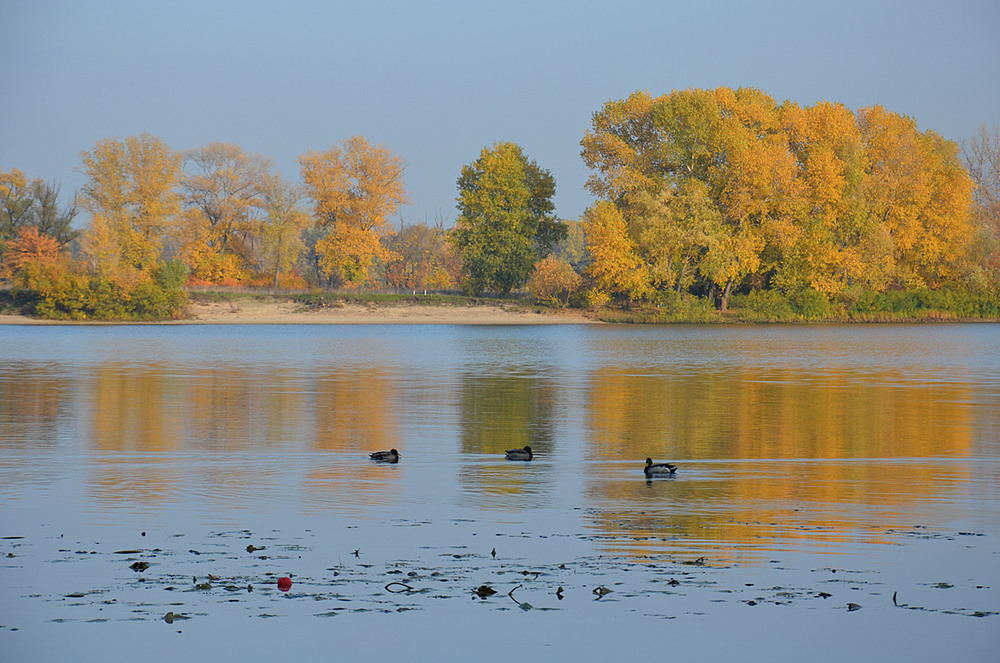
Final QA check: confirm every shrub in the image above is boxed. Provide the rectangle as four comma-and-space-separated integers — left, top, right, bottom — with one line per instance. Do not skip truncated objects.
527, 256, 581, 307
729, 289, 796, 321
789, 288, 831, 320
14, 260, 188, 320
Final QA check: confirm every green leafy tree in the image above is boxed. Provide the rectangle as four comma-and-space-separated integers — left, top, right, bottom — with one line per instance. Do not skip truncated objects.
450, 142, 565, 295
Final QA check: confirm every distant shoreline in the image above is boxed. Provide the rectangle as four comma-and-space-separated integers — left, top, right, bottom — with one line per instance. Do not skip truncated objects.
2, 291, 997, 325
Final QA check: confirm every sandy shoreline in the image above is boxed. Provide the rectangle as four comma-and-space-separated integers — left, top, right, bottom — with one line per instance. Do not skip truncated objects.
0, 299, 597, 325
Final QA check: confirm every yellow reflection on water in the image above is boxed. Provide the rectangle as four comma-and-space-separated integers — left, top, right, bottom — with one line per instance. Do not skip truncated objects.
585, 365, 975, 560
314, 368, 398, 454
587, 366, 972, 460
0, 366, 66, 446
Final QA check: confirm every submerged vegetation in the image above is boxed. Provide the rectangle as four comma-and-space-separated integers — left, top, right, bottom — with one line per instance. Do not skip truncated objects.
1, 90, 997, 322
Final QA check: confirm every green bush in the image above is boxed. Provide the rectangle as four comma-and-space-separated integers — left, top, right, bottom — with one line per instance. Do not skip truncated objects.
14, 262, 188, 320
156, 259, 190, 291
789, 288, 831, 320
841, 286, 1000, 320
729, 289, 796, 321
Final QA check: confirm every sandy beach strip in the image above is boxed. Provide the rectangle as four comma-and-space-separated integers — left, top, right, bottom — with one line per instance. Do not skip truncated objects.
0, 299, 596, 325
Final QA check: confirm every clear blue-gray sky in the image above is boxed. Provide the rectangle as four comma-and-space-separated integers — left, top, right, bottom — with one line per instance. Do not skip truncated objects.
2, 0, 998, 225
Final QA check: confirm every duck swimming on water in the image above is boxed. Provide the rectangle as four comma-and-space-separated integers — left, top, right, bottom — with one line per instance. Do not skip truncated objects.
644, 457, 677, 477
370, 449, 399, 463
505, 446, 533, 461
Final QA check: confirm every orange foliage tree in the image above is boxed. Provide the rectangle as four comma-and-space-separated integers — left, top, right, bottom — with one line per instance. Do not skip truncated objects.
1, 226, 64, 280
527, 255, 581, 306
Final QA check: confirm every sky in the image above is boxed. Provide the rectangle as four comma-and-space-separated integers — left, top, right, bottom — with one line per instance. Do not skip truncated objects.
2, 0, 998, 227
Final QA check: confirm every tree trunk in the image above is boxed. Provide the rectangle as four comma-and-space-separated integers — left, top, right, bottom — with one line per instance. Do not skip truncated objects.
720, 279, 734, 312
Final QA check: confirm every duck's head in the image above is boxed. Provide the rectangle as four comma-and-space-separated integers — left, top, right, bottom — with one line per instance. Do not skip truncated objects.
645, 457, 653, 467
523, 446, 532, 454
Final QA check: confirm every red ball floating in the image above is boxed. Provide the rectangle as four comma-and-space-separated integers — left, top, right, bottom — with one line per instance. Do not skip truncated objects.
277, 576, 292, 591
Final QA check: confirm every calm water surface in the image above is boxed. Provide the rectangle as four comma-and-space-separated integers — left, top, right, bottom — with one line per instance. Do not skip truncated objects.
2, 323, 999, 660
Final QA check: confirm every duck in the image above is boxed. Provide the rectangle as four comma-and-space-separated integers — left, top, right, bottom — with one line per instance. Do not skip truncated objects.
644, 457, 677, 477
369, 448, 399, 463
504, 445, 533, 461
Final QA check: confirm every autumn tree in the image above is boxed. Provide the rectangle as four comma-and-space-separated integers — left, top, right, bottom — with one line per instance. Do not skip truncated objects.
580, 88, 975, 309
0, 226, 64, 281
527, 255, 581, 306
0, 169, 30, 241
583, 200, 649, 304
775, 100, 867, 294
256, 173, 310, 288
581, 88, 779, 309
298, 136, 408, 286
552, 217, 587, 269
79, 133, 182, 287
631, 179, 724, 294
450, 142, 565, 295
961, 123, 1000, 288
856, 106, 973, 289
384, 221, 460, 290
1, 168, 79, 247
178, 141, 275, 283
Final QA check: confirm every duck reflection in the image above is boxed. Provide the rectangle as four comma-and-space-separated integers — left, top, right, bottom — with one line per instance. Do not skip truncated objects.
458, 371, 555, 508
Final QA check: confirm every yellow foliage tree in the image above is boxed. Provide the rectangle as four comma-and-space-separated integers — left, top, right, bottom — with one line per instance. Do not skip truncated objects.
298, 136, 408, 286
79, 133, 181, 288
581, 88, 975, 308
583, 201, 650, 303
0, 168, 30, 239
858, 106, 973, 288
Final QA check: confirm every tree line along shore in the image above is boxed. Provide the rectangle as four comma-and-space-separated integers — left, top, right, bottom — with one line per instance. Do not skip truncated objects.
2, 87, 998, 323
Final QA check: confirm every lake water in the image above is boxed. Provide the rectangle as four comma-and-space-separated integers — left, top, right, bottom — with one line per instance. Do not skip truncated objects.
2, 323, 999, 661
